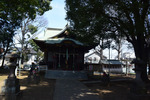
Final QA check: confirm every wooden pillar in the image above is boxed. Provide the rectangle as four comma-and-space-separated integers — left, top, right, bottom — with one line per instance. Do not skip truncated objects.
58, 47, 61, 68
44, 49, 48, 63
66, 48, 68, 69
73, 47, 75, 70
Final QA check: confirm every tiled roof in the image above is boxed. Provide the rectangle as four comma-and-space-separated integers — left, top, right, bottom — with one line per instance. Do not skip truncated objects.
45, 38, 83, 45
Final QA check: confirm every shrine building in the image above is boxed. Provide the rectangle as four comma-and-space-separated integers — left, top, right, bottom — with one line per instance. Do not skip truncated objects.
34, 26, 91, 71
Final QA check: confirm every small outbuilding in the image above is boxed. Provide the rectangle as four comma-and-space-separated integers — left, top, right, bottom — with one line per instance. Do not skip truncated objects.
87, 59, 124, 74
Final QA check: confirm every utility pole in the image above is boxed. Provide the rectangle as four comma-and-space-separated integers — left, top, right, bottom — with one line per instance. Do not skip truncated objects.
108, 44, 111, 74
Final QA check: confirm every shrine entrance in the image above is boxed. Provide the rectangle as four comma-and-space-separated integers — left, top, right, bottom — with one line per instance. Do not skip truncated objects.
34, 26, 92, 71
57, 54, 74, 70
54, 51, 81, 70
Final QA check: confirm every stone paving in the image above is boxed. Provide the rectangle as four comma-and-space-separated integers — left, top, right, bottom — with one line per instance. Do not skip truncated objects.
45, 70, 88, 80
53, 79, 100, 100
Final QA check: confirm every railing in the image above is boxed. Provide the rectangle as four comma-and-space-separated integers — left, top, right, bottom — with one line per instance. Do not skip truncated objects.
38, 65, 48, 72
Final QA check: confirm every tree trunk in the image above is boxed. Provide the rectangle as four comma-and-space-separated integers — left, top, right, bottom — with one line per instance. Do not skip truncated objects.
134, 63, 149, 83
117, 40, 121, 60
100, 39, 104, 60
100, 49, 103, 60
133, 58, 149, 83
133, 40, 149, 83
148, 64, 150, 75
1, 42, 9, 68
1, 55, 5, 68
117, 50, 121, 60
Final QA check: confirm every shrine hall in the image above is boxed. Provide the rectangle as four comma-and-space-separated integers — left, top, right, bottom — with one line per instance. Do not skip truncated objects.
34, 25, 92, 71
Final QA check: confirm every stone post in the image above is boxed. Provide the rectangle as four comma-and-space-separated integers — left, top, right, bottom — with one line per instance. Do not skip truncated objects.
1, 53, 20, 100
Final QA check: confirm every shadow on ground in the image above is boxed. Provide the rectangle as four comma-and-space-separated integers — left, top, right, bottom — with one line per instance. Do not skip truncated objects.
16, 71, 56, 100
85, 79, 150, 100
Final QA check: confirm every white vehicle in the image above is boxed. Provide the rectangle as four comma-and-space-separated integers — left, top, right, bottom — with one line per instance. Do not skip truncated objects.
23, 64, 31, 70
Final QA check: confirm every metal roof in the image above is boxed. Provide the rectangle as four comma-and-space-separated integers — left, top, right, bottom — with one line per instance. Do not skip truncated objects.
100, 59, 123, 65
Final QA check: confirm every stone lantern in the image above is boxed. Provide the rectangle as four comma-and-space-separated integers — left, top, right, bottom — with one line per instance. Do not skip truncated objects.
1, 53, 20, 99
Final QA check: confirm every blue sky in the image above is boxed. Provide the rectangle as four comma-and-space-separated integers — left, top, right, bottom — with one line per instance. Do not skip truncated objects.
43, 0, 67, 28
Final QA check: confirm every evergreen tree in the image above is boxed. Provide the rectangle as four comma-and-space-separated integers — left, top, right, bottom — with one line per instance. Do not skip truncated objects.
0, 0, 52, 67
66, 0, 150, 82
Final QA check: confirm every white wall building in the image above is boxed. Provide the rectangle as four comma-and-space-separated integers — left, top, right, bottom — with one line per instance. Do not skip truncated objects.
84, 51, 101, 64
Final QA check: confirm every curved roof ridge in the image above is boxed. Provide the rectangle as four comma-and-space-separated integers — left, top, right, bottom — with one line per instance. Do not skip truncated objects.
45, 37, 83, 45
44, 25, 68, 40
51, 25, 68, 38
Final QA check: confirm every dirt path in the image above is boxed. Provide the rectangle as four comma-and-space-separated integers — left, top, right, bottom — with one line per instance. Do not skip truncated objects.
20, 78, 55, 100
84, 75, 150, 100
85, 81, 132, 100
0, 71, 55, 100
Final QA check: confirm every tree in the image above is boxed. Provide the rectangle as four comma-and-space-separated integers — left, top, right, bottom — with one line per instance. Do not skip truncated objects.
66, 0, 150, 83
65, 0, 112, 62
15, 23, 38, 64
29, 38, 44, 62
14, 16, 47, 64
111, 34, 125, 60
0, 29, 14, 68
0, 0, 52, 67
0, 0, 51, 32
